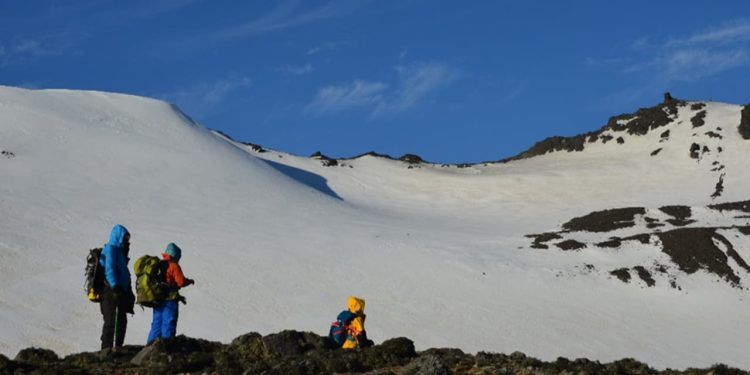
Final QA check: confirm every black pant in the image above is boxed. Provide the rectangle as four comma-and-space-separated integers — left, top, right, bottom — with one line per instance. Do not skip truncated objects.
100, 286, 127, 349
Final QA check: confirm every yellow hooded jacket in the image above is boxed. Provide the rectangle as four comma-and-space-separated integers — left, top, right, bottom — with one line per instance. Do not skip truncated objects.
342, 296, 366, 349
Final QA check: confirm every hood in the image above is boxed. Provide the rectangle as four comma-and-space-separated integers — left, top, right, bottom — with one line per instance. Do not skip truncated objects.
347, 296, 365, 314
107, 224, 130, 248
164, 242, 182, 262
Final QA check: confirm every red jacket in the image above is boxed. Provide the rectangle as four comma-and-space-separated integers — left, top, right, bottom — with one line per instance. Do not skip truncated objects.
162, 254, 189, 289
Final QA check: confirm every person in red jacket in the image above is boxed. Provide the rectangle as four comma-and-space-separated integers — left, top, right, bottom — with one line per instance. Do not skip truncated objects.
146, 243, 194, 344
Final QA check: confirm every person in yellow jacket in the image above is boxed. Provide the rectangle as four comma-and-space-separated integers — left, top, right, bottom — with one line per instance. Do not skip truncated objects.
342, 296, 373, 349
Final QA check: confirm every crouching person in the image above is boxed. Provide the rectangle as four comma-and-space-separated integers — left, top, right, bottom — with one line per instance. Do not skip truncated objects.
329, 296, 373, 349
147, 243, 194, 344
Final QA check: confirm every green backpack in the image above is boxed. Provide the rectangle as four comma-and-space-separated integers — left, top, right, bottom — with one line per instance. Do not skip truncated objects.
134, 255, 169, 308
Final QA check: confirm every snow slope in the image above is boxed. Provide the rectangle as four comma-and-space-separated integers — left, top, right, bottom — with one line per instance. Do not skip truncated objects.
1, 86, 749, 369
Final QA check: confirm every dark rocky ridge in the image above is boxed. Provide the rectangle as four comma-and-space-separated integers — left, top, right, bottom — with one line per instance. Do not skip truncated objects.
2, 331, 746, 374
212, 93, 743, 168
506, 93, 686, 161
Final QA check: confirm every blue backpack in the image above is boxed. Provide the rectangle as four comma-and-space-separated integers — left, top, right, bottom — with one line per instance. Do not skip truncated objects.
328, 310, 355, 346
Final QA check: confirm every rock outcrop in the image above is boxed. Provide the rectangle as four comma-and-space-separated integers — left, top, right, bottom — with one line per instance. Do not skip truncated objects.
1, 331, 746, 374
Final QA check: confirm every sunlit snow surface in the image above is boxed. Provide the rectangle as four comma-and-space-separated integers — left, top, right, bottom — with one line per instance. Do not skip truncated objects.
1, 86, 749, 369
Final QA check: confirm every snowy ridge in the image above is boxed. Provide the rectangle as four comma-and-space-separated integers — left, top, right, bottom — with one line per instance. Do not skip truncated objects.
2, 86, 750, 369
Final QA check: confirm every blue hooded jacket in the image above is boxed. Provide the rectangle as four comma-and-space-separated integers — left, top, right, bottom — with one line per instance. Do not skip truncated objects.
99, 224, 132, 291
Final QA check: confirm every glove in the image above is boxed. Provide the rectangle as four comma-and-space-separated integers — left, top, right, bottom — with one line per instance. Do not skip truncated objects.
125, 293, 136, 315
185, 278, 195, 286
177, 295, 187, 305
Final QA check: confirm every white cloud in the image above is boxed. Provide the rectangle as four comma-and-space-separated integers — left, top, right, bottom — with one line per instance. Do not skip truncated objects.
14, 39, 62, 57
304, 61, 459, 118
305, 80, 387, 114
307, 42, 341, 55
371, 61, 459, 117
667, 19, 750, 47
161, 77, 252, 116
662, 49, 748, 80
619, 19, 750, 82
0, 35, 75, 67
216, 1, 369, 40
275, 63, 315, 75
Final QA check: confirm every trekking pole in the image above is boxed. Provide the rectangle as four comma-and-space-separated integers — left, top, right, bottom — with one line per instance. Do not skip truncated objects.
114, 306, 119, 349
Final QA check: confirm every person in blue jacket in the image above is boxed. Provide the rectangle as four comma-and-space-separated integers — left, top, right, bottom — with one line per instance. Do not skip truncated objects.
98, 224, 135, 350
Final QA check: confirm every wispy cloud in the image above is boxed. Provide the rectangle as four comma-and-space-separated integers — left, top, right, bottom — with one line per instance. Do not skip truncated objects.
160, 76, 252, 116
666, 19, 750, 47
305, 80, 388, 114
0, 33, 80, 67
128, 0, 204, 19
275, 63, 315, 75
307, 41, 342, 55
626, 19, 750, 81
305, 61, 459, 118
215, 1, 368, 40
371, 61, 459, 117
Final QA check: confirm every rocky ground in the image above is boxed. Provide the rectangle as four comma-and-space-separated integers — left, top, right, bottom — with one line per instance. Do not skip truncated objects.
0, 330, 746, 374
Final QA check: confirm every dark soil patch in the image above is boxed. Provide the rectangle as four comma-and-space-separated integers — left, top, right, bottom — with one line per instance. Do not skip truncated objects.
650, 148, 662, 156
510, 133, 594, 159
623, 233, 651, 244
562, 207, 645, 233
705, 131, 722, 139
243, 142, 266, 153
712, 173, 726, 199
657, 228, 741, 285
1, 150, 14, 159
596, 237, 622, 248
556, 239, 586, 251
690, 110, 707, 127
690, 102, 706, 111
633, 266, 656, 287
399, 154, 425, 164
660, 130, 670, 139
610, 268, 631, 283
526, 232, 563, 249
709, 200, 750, 213
647, 222, 665, 229
310, 151, 338, 167
740, 103, 750, 139
601, 134, 614, 144
616, 137, 625, 144
660, 206, 692, 222
714, 235, 750, 273
666, 218, 696, 227
689, 143, 701, 159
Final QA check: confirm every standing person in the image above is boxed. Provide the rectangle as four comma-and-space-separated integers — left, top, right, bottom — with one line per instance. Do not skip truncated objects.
146, 243, 194, 344
99, 224, 135, 351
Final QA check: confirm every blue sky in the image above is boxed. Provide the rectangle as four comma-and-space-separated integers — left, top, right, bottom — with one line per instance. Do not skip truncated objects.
2, 1, 750, 163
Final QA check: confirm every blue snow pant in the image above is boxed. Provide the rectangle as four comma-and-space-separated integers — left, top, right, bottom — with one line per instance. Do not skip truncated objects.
147, 300, 179, 344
